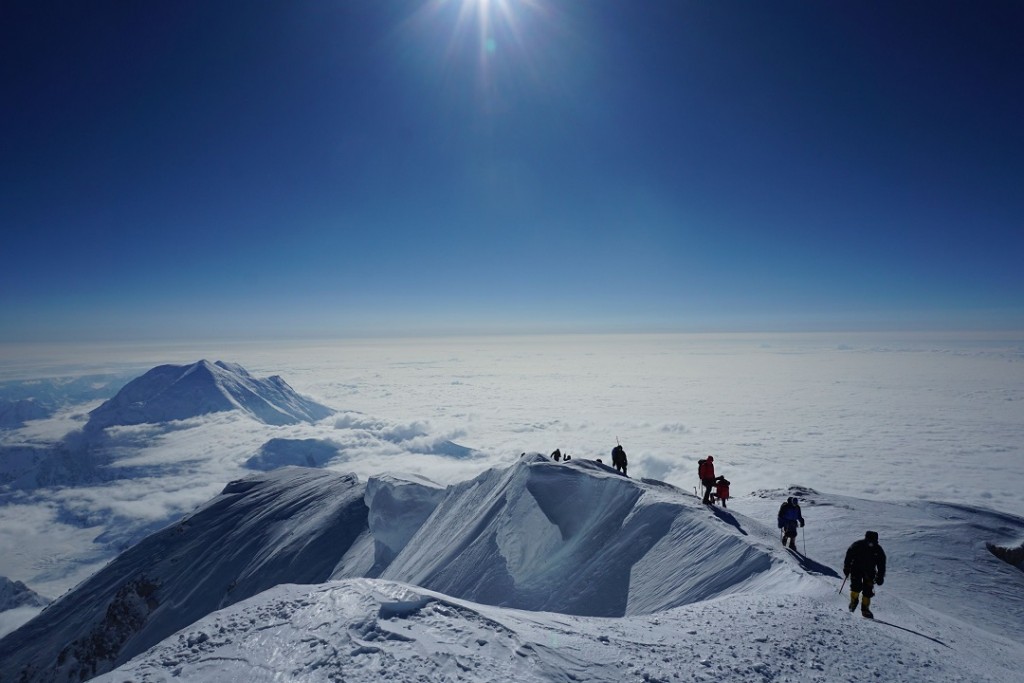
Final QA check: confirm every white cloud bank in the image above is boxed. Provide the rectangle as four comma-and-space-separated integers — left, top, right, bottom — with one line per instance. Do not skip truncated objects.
0, 332, 1021, 612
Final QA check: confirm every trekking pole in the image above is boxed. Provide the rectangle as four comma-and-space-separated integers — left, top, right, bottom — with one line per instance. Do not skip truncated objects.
839, 575, 848, 594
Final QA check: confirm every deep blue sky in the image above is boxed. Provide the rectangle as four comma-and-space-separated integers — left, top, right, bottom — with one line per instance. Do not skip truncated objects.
2, 1, 1022, 341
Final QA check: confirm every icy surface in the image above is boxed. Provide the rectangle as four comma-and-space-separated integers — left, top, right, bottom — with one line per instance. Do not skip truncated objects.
93, 579, 1023, 683
0, 340, 1022, 681
3, 458, 1023, 682
362, 473, 445, 576
0, 468, 369, 681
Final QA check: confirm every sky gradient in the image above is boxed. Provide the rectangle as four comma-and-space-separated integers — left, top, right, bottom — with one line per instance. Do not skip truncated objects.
2, 1, 1022, 341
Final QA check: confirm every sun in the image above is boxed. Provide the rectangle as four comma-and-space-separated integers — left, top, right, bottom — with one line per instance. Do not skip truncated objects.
421, 0, 546, 64
453, 0, 524, 57
404, 0, 560, 100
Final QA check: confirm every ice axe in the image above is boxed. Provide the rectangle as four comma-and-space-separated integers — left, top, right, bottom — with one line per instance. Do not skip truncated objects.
839, 574, 848, 594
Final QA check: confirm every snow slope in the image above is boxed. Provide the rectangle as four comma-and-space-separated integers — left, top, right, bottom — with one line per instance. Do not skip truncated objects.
93, 579, 1021, 683
101, 461, 1024, 683
0, 362, 482, 613
0, 468, 369, 682
3, 458, 1024, 682
364, 473, 445, 576
85, 360, 333, 430
739, 488, 1024, 643
382, 455, 799, 616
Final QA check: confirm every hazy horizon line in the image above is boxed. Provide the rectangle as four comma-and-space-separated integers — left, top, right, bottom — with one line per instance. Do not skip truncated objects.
2, 326, 1023, 350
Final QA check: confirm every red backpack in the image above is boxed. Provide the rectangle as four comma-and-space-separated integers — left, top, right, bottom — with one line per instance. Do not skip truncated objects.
698, 458, 714, 480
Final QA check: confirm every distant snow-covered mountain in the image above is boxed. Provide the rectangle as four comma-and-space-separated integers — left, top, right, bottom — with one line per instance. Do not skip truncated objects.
0, 399, 49, 430
86, 360, 333, 430
0, 577, 49, 611
0, 440, 109, 490
244, 437, 341, 471
0, 373, 133, 430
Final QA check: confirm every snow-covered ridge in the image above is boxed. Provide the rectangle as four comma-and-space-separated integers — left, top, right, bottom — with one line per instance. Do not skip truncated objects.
3, 457, 1024, 682
0, 467, 369, 682
92, 580, 1024, 683
85, 360, 334, 430
382, 455, 791, 616
0, 458, 812, 681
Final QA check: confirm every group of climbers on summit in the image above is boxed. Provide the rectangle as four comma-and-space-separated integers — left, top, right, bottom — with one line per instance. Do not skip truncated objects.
697, 455, 886, 619
543, 443, 887, 619
697, 456, 731, 506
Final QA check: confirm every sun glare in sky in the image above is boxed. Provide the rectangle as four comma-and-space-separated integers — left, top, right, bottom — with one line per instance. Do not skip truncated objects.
2, 3, 1022, 342
421, 0, 550, 77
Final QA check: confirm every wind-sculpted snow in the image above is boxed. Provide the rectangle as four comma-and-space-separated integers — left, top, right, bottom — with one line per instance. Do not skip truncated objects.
85, 360, 333, 430
381, 456, 791, 616
0, 468, 369, 683
743, 489, 1024, 642
5, 458, 1024, 682
361, 473, 445, 576
93, 579, 1024, 683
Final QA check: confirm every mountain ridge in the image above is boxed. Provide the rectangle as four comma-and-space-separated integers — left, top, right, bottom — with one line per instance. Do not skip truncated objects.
3, 457, 1024, 681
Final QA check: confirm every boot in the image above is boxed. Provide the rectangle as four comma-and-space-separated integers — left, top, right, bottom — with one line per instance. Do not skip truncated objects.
861, 596, 873, 619
849, 591, 859, 612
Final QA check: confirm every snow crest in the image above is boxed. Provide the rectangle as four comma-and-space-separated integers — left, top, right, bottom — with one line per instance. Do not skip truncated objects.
0, 468, 368, 682
4, 458, 1024, 682
382, 456, 789, 616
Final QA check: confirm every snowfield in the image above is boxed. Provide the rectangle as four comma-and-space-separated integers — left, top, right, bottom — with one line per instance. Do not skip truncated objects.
1, 345, 1022, 681
3, 457, 1023, 682
91, 580, 1015, 683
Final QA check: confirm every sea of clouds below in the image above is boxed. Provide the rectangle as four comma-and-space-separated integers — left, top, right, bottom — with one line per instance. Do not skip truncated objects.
0, 331, 1022, 609
3, 332, 1021, 518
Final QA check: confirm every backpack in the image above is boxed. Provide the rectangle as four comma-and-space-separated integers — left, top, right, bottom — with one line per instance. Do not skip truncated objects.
697, 459, 713, 480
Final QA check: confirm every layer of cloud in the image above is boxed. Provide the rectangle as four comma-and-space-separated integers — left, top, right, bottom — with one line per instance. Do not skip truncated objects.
0, 332, 1021, 599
